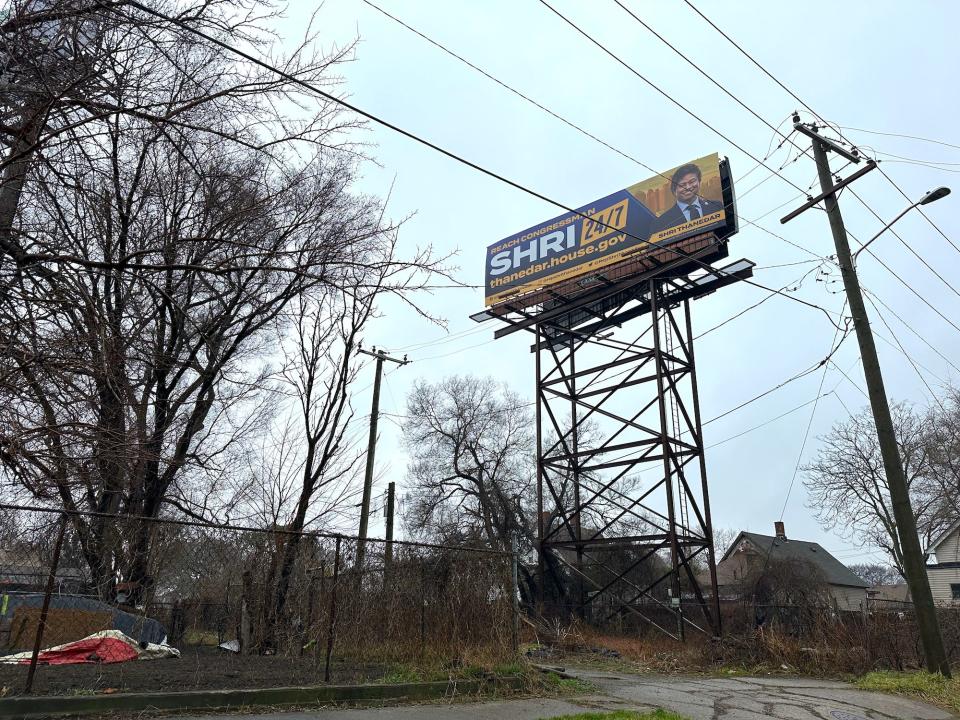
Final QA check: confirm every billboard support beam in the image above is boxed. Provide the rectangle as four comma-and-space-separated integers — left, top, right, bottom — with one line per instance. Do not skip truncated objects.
532, 277, 721, 638
480, 153, 745, 642
496, 259, 751, 641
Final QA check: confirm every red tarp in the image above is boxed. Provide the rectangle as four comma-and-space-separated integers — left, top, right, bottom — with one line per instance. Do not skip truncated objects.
1, 629, 180, 666
33, 635, 140, 664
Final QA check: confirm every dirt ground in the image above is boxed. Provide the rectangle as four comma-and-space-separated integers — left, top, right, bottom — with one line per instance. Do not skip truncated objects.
0, 645, 390, 696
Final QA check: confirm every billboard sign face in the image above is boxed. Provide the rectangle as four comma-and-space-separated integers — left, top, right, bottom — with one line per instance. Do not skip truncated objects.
484, 153, 731, 305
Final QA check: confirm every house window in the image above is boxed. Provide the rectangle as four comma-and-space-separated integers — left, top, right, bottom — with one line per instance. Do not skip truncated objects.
951, 584, 960, 601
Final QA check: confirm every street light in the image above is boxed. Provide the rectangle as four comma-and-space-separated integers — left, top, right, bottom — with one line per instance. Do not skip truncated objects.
854, 186, 951, 260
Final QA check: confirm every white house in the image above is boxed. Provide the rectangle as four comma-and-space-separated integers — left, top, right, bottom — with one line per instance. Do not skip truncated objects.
925, 520, 960, 603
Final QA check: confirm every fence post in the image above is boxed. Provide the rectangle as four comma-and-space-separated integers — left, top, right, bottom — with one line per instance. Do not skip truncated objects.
24, 513, 68, 694
510, 540, 520, 656
419, 564, 426, 662
240, 570, 253, 654
323, 536, 341, 683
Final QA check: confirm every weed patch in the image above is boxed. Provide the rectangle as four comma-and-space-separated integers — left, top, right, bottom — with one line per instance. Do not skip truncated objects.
856, 670, 960, 713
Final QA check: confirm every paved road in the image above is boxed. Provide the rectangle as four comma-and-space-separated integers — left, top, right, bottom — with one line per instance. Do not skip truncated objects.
568, 667, 955, 719
171, 669, 956, 720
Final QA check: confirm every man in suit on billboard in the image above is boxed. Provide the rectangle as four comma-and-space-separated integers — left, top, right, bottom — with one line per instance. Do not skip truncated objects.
650, 163, 723, 235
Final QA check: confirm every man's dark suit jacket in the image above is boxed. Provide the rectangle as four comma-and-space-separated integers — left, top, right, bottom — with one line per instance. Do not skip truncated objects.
650, 197, 723, 235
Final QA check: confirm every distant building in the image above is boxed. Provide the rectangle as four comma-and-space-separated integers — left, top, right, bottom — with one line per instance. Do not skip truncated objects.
0, 548, 86, 594
867, 583, 910, 604
713, 522, 869, 611
925, 519, 960, 603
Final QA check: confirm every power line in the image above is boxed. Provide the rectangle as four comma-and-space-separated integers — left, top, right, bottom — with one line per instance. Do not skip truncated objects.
673, 0, 960, 352
704, 327, 851, 427
779, 303, 849, 520
359, 0, 663, 177
694, 262, 824, 340
360, 0, 825, 277
384, 327, 851, 437
706, 392, 833, 451
679, 0, 852, 148
862, 287, 960, 375
876, 164, 960, 257
864, 292, 947, 413
868, 149, 960, 167
597, 330, 854, 473
537, 0, 808, 195
514, 1, 960, 394
838, 125, 960, 153
610, 0, 811, 161
852, 227, 960, 338
119, 1, 842, 330
871, 159, 960, 174
845, 186, 960, 302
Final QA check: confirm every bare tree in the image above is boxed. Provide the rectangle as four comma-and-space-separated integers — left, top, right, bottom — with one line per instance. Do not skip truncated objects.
803, 403, 946, 576
403, 376, 534, 550
847, 562, 902, 586
712, 527, 739, 557
0, 1, 450, 601
401, 376, 539, 600
924, 385, 960, 525
260, 267, 413, 647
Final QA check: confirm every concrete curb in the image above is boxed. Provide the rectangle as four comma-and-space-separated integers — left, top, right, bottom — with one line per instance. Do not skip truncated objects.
0, 675, 525, 719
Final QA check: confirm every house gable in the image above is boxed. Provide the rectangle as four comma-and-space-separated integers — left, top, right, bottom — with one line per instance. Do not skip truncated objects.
927, 520, 960, 564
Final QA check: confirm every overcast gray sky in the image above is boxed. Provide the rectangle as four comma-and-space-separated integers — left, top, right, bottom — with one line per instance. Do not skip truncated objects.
272, 0, 960, 565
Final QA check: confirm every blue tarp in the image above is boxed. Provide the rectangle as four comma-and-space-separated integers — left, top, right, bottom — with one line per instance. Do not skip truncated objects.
0, 593, 167, 647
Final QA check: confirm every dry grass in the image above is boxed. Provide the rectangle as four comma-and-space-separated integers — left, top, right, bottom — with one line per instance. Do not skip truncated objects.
856, 671, 960, 713
525, 610, 940, 678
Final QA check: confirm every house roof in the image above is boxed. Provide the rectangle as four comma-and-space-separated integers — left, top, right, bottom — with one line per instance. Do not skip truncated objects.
721, 531, 869, 588
925, 518, 960, 556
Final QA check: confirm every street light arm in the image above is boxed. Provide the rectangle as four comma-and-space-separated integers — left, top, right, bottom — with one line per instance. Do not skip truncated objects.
852, 202, 918, 260
852, 186, 950, 262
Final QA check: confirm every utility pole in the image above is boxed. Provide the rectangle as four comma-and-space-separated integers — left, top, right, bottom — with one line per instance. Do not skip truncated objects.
385, 481, 395, 573
784, 120, 950, 676
355, 346, 407, 571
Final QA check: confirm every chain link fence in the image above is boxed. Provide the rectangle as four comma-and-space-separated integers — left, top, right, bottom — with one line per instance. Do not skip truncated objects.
525, 595, 960, 674
0, 505, 518, 696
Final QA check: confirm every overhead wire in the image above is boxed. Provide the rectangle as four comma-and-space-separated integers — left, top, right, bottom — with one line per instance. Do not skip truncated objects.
111, 1, 952, 493
118, 1, 842, 331
669, 2, 960, 346
610, 0, 813, 163
614, 0, 960, 408
864, 292, 947, 412
536, 0, 809, 196
838, 125, 960, 153
862, 287, 960, 375
360, 0, 830, 280
845, 186, 960, 303
706, 392, 834, 451
851, 226, 960, 337
778, 309, 846, 520
679, 0, 855, 149
868, 149, 960, 167
876, 164, 960, 257
704, 326, 850, 429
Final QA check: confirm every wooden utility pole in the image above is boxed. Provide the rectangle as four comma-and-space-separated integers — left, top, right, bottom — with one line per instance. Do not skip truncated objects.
385, 481, 395, 572
784, 121, 950, 677
356, 347, 407, 571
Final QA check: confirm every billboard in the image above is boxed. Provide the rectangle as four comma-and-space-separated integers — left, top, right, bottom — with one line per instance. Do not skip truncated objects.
484, 153, 734, 306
